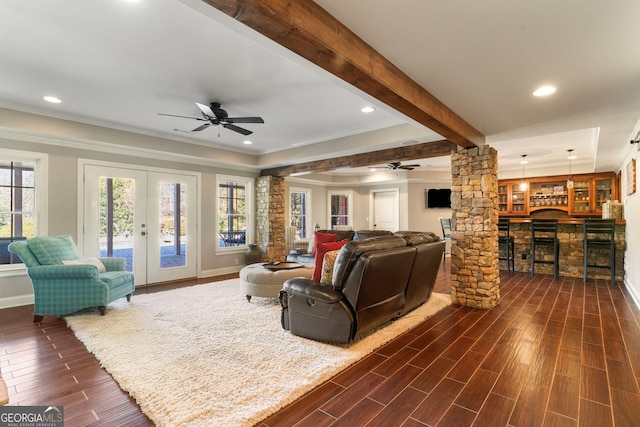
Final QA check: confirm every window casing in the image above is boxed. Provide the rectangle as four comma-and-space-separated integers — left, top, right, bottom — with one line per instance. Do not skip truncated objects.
0, 150, 48, 268
217, 175, 253, 251
328, 190, 352, 229
289, 187, 311, 238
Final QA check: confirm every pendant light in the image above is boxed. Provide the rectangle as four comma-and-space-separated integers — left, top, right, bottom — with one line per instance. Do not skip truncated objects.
566, 149, 574, 189
519, 155, 528, 191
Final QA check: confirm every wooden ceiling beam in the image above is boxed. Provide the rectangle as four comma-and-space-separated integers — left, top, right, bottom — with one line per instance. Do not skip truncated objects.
260, 140, 456, 177
200, 0, 484, 149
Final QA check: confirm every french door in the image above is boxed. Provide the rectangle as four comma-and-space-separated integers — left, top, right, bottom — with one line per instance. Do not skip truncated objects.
82, 164, 197, 285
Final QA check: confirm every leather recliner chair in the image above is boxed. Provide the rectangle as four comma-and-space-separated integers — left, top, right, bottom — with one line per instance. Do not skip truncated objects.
280, 234, 444, 343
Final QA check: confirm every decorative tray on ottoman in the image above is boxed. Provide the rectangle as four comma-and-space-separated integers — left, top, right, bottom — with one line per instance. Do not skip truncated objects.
262, 262, 304, 271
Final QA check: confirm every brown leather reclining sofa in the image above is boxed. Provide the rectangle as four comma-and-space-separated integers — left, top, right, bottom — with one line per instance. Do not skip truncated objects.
285, 229, 393, 265
279, 232, 444, 343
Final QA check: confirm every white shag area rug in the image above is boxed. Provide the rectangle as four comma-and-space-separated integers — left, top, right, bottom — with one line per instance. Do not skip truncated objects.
65, 279, 451, 427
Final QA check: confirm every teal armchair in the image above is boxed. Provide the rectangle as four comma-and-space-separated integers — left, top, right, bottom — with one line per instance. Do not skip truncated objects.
8, 235, 135, 322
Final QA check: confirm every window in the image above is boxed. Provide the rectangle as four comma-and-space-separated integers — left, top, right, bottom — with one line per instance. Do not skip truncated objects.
217, 175, 253, 250
328, 190, 352, 229
0, 150, 47, 267
289, 188, 311, 238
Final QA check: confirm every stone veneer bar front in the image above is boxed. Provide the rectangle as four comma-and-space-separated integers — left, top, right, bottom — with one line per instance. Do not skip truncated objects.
502, 218, 625, 281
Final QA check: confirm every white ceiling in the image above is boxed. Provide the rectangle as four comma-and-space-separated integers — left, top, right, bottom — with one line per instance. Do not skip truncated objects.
1, 0, 639, 179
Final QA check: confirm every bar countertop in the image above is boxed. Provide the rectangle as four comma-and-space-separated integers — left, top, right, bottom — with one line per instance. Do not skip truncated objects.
505, 217, 626, 226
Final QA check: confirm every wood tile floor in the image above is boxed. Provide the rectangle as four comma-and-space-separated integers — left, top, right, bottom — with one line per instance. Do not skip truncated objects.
2, 270, 640, 426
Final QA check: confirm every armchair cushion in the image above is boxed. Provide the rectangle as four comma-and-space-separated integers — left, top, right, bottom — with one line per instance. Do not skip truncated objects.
100, 271, 135, 287
26, 235, 81, 265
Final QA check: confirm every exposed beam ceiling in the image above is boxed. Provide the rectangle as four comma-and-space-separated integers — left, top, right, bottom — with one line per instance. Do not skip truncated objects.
200, 0, 485, 151
260, 140, 456, 177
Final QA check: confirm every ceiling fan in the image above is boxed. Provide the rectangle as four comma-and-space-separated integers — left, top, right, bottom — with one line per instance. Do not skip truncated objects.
158, 102, 264, 136
379, 161, 421, 171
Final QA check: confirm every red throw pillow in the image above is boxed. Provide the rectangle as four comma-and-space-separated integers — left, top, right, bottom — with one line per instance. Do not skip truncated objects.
313, 239, 349, 281
312, 231, 337, 254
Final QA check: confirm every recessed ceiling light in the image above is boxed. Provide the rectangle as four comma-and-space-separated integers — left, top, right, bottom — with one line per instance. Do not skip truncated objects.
43, 96, 61, 104
242, 140, 252, 145
361, 106, 375, 113
369, 168, 377, 172
568, 154, 577, 160
533, 85, 556, 97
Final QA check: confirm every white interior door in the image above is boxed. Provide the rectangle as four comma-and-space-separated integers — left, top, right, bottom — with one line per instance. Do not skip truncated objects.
371, 189, 399, 231
83, 165, 197, 286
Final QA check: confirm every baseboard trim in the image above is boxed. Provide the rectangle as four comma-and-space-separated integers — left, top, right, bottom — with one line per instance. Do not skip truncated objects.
200, 265, 244, 278
0, 294, 34, 309
625, 277, 640, 310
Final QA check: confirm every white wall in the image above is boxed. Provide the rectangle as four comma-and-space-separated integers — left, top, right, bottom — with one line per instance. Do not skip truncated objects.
408, 182, 451, 236
621, 142, 640, 306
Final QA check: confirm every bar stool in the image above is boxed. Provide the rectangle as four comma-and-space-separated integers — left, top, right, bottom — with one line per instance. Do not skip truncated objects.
583, 219, 616, 283
439, 217, 451, 270
530, 218, 559, 279
498, 218, 515, 274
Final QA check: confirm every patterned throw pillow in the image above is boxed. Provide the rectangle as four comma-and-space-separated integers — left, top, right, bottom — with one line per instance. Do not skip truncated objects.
320, 250, 341, 286
313, 238, 348, 281
26, 235, 81, 265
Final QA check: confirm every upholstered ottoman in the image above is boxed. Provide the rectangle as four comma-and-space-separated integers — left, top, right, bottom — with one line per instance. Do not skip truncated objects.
240, 263, 313, 301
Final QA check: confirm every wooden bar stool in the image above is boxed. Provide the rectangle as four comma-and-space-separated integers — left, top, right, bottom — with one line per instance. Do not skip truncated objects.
583, 219, 616, 283
530, 218, 559, 279
498, 218, 515, 274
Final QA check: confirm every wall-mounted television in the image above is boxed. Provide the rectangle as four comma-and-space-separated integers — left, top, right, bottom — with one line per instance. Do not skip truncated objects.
426, 188, 452, 208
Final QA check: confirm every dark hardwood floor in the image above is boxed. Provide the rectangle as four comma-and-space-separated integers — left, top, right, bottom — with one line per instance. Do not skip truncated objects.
2, 269, 640, 426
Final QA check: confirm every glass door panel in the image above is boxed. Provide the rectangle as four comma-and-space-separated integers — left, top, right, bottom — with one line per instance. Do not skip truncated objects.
510, 184, 527, 213
84, 165, 147, 284
571, 180, 591, 213
498, 185, 508, 212
99, 176, 136, 272
146, 172, 196, 284
594, 178, 612, 211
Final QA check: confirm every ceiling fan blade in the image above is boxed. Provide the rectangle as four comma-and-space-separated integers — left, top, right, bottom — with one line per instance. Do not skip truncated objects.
191, 123, 211, 132
225, 116, 265, 124
195, 102, 218, 119
223, 123, 253, 135
158, 113, 206, 121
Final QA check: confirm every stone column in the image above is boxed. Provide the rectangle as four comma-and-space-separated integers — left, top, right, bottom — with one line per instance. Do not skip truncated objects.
450, 145, 500, 309
256, 176, 286, 262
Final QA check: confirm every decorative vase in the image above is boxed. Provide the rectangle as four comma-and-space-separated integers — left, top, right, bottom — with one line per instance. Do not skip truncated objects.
244, 244, 262, 264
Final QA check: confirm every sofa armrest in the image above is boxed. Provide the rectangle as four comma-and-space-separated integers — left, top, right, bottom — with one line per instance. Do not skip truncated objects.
99, 257, 126, 271
283, 278, 343, 304
27, 264, 100, 279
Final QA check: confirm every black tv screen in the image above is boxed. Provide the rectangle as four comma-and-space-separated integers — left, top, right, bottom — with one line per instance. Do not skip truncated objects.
426, 188, 451, 208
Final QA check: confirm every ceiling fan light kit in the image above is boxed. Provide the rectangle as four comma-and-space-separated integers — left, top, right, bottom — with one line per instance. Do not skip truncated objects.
159, 102, 264, 136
